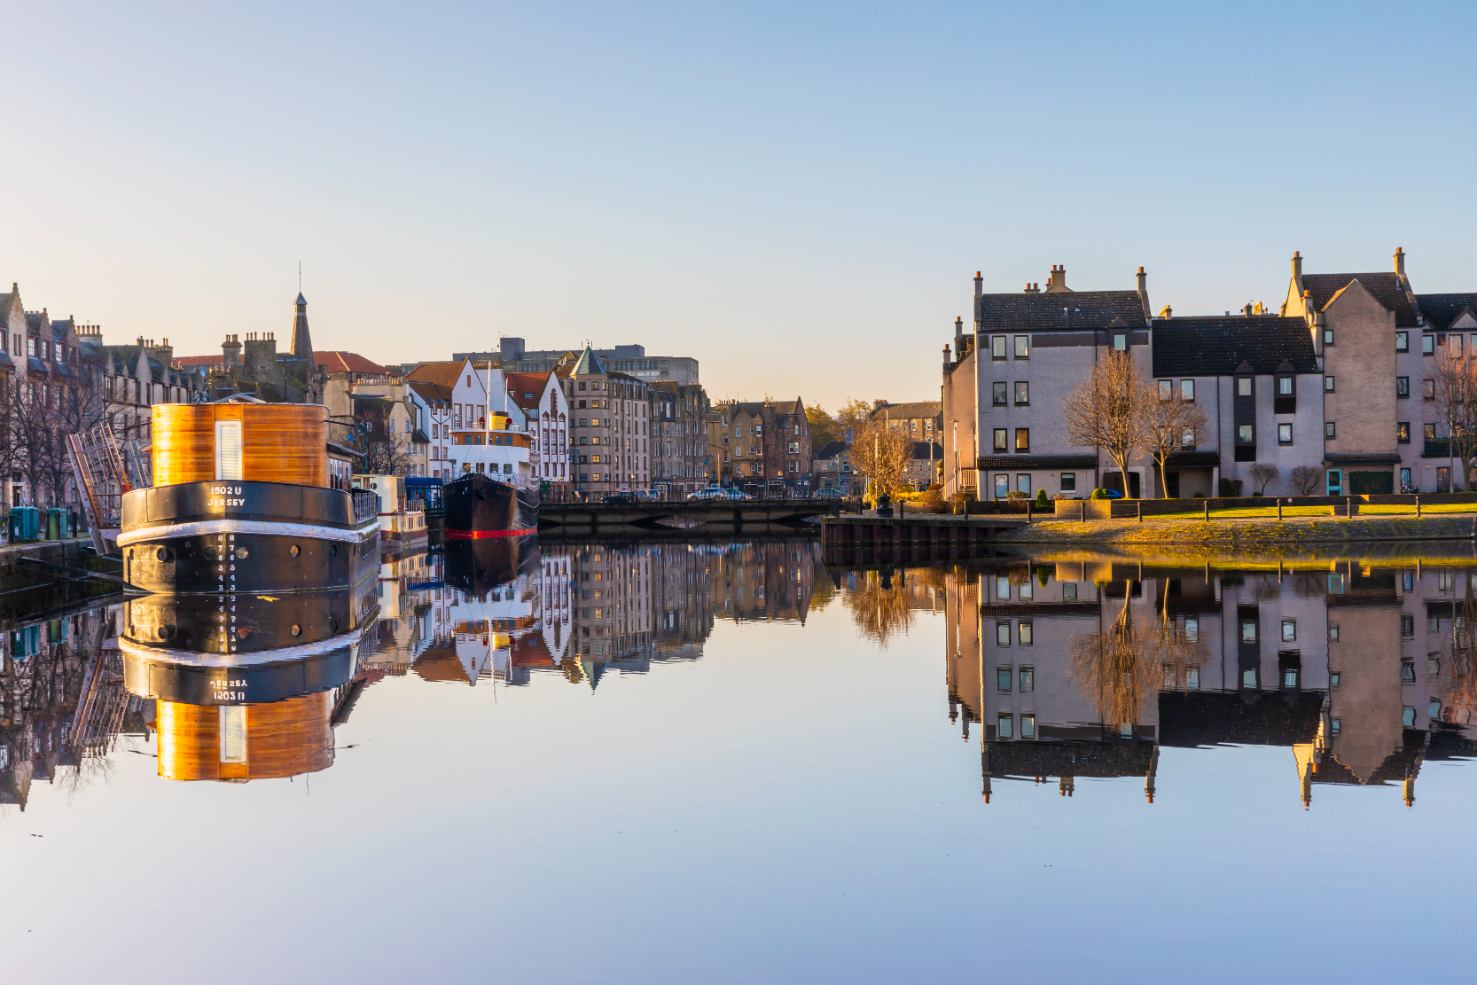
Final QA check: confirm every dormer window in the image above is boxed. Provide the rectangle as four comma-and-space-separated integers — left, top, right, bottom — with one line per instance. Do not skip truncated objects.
1237, 377, 1252, 397
1113, 334, 1126, 351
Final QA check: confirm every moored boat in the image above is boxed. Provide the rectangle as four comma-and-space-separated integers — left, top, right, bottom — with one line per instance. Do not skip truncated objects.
118, 399, 381, 594
444, 406, 539, 538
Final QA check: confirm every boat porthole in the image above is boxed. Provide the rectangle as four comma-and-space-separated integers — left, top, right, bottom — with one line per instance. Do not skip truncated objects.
158, 625, 174, 640
329, 544, 337, 557
156, 548, 169, 562
236, 548, 249, 559
290, 544, 301, 558
290, 624, 302, 637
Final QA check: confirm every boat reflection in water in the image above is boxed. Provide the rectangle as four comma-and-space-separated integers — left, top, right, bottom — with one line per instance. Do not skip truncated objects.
119, 582, 379, 782
937, 556, 1477, 807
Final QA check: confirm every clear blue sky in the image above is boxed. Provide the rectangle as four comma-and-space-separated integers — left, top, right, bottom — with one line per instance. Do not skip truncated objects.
4, 1, 1474, 411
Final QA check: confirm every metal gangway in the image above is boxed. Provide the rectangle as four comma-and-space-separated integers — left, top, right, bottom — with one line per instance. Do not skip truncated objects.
67, 424, 151, 555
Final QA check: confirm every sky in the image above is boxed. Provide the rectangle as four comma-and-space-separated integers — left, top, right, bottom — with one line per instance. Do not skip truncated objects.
3, 1, 1475, 412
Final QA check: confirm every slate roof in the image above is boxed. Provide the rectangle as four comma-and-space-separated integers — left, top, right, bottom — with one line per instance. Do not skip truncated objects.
1151, 316, 1319, 377
1416, 293, 1477, 332
1301, 272, 1417, 327
910, 442, 943, 460
407, 380, 452, 404
870, 401, 941, 421
813, 440, 848, 460
976, 290, 1148, 333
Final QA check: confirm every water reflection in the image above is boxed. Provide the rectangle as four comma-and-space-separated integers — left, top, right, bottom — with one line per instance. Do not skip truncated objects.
944, 558, 1477, 806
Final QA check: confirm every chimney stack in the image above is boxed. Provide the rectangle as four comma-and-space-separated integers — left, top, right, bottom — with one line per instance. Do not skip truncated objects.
1159, 305, 1172, 320
1045, 265, 1071, 294
155, 337, 173, 366
954, 316, 964, 356
1291, 251, 1302, 278
974, 270, 982, 299
1136, 266, 1147, 295
222, 333, 242, 367
1394, 247, 1406, 277
1244, 303, 1254, 317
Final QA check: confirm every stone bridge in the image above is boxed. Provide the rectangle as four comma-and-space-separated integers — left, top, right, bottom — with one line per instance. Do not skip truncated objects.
538, 499, 834, 534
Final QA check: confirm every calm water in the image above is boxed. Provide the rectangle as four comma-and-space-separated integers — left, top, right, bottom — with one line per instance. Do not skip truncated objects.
2, 538, 1475, 983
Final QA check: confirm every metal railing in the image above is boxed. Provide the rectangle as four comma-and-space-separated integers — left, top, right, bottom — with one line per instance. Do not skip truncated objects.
352, 490, 381, 524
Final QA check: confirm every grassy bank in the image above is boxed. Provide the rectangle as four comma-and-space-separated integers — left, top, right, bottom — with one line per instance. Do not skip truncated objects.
1004, 513, 1477, 549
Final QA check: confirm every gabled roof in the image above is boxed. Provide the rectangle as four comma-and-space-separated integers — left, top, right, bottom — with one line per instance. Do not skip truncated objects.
569, 346, 605, 376
315, 351, 388, 375
407, 380, 452, 404
976, 290, 1148, 333
504, 371, 551, 411
1416, 293, 1477, 332
403, 360, 466, 388
1301, 272, 1417, 327
1152, 316, 1319, 377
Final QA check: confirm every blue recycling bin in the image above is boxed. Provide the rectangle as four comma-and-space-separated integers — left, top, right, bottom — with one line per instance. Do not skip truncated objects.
47, 508, 69, 539
9, 507, 39, 541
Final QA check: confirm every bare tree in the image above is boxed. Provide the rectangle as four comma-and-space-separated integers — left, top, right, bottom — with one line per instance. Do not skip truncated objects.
1137, 380, 1208, 498
849, 420, 913, 499
1070, 583, 1157, 728
1291, 465, 1323, 496
1064, 349, 1142, 496
1249, 463, 1279, 495
1431, 347, 1477, 490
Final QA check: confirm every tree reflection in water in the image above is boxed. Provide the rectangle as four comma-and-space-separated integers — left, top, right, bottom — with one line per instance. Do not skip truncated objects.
1444, 573, 1477, 726
1070, 578, 1208, 728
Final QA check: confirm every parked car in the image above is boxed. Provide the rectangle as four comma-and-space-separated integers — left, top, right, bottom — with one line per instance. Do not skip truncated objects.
601, 492, 638, 505
814, 488, 844, 499
687, 487, 730, 501
1100, 488, 1124, 499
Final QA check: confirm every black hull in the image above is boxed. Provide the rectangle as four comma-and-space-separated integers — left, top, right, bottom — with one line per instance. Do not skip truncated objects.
444, 536, 540, 597
444, 473, 538, 537
120, 480, 380, 594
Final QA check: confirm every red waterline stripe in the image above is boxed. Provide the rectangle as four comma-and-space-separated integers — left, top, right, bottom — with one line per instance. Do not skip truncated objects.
444, 528, 533, 539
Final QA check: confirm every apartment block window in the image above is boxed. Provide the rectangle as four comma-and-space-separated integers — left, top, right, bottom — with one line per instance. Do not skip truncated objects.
1060, 472, 1076, 492
992, 382, 1007, 406
1019, 667, 1034, 691
1325, 376, 1335, 392
1181, 428, 1196, 449
1401, 614, 1415, 638
1237, 424, 1254, 444
1424, 379, 1435, 400
1181, 379, 1195, 401
997, 576, 1010, 600
995, 621, 1010, 647
1015, 428, 1029, 452
1425, 423, 1436, 441
1455, 335, 1465, 356
1158, 380, 1172, 400
1397, 376, 1410, 399
1323, 328, 1335, 346
1184, 617, 1198, 642
993, 428, 1008, 453
1397, 331, 1409, 352
1113, 333, 1127, 351
1326, 422, 1336, 439
1014, 336, 1030, 359
1282, 619, 1296, 642
1400, 661, 1416, 683
1237, 377, 1252, 397
997, 714, 1014, 739
992, 336, 1007, 359
1278, 377, 1293, 396
1423, 334, 1435, 355
1242, 669, 1258, 689
1018, 621, 1033, 645
1278, 423, 1293, 445
1062, 582, 1078, 601
994, 474, 1008, 499
1331, 671, 1340, 686
1331, 719, 1342, 735
1016, 474, 1031, 496
1397, 422, 1411, 444
1014, 381, 1029, 406
1187, 668, 1200, 689
1240, 619, 1257, 643
1283, 666, 1300, 689
1020, 714, 1036, 738
1429, 658, 1441, 676
997, 666, 1012, 690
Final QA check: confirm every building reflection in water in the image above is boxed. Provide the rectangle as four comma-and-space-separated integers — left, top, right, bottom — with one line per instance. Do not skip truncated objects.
942, 559, 1477, 806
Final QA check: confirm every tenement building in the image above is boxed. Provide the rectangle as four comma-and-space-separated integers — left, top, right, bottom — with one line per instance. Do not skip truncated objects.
555, 346, 650, 496
650, 380, 711, 495
709, 399, 812, 495
943, 251, 1477, 499
458, 338, 700, 387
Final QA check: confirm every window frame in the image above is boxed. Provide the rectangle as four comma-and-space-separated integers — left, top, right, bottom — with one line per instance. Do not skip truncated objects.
992, 381, 1007, 406
1014, 381, 1029, 406
991, 335, 1007, 360
1013, 335, 1030, 359
1396, 330, 1408, 352
993, 428, 1008, 453
1397, 421, 1411, 444
1423, 334, 1435, 355
1397, 376, 1410, 399
1277, 423, 1293, 445
1014, 428, 1030, 453
1326, 421, 1336, 439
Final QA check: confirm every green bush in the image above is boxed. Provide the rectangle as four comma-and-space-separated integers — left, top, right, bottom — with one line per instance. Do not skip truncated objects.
1035, 489, 1049, 506
1252, 491, 1262, 497
1218, 477, 1243, 497
1089, 488, 1109, 500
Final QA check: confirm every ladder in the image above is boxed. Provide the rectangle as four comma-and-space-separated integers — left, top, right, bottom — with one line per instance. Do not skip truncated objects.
67, 424, 151, 555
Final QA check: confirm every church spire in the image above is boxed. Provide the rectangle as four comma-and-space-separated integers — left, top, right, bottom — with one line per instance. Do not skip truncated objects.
290, 292, 312, 362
